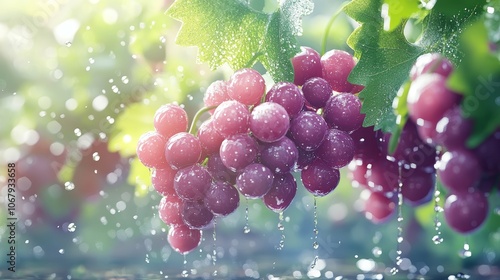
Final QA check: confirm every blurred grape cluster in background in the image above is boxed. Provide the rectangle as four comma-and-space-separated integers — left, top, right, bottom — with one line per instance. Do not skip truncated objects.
0, 0, 499, 278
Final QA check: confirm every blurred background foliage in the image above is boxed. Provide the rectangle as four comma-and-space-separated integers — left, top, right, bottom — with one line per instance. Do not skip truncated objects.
0, 0, 499, 278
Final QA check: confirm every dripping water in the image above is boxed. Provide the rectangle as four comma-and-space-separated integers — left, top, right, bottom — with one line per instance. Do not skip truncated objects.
433, 149, 444, 245
181, 255, 188, 277
391, 162, 405, 275
459, 237, 472, 258
244, 198, 250, 234
212, 219, 218, 276
277, 211, 285, 250
310, 197, 319, 269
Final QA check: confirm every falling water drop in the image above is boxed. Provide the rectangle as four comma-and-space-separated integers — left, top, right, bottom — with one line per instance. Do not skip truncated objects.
277, 211, 285, 250
212, 219, 218, 276
310, 197, 319, 269
67, 223, 76, 232
392, 162, 405, 274
65, 42, 72, 47
181, 255, 188, 277
244, 198, 250, 234
459, 239, 472, 258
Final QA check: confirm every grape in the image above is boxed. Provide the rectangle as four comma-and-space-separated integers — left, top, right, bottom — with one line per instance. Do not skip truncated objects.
203, 80, 230, 114
174, 164, 211, 201
263, 173, 297, 212
291, 46, 322, 86
443, 191, 489, 234
416, 120, 438, 145
207, 154, 237, 183
289, 111, 327, 151
236, 163, 274, 198
364, 191, 396, 223
316, 129, 355, 168
302, 77, 332, 109
401, 168, 435, 206
350, 125, 382, 162
158, 194, 184, 226
410, 53, 453, 80
16, 154, 60, 197
259, 136, 299, 174
27, 136, 67, 166
407, 73, 459, 124
435, 106, 473, 150
473, 129, 500, 173
219, 134, 258, 171
154, 104, 188, 139
212, 100, 250, 138
165, 132, 202, 170
366, 158, 399, 193
348, 159, 369, 189
474, 174, 498, 194
321, 49, 356, 93
301, 159, 340, 196
227, 68, 265, 105
168, 224, 202, 255
265, 82, 305, 118
151, 165, 177, 196
137, 131, 168, 168
204, 180, 240, 216
323, 93, 364, 132
181, 200, 214, 229
249, 102, 290, 143
197, 119, 225, 159
437, 150, 481, 193
296, 147, 315, 170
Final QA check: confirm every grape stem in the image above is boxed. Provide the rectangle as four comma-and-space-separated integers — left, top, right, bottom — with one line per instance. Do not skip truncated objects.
188, 105, 218, 135
321, 1, 350, 56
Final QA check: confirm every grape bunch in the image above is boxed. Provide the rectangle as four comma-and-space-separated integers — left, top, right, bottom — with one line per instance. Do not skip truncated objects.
136, 47, 366, 254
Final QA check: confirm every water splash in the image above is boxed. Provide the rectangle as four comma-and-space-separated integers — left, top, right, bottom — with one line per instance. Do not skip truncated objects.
310, 197, 319, 269
244, 198, 251, 234
277, 211, 285, 250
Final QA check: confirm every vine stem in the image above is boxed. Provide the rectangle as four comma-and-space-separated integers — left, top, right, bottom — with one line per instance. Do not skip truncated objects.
188, 105, 218, 135
321, 1, 350, 56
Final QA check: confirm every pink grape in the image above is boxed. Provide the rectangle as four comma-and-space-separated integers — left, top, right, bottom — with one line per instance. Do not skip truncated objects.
302, 77, 333, 109
249, 102, 290, 143
315, 129, 355, 168
321, 49, 356, 93
203, 80, 230, 114
197, 119, 225, 159
364, 191, 396, 223
263, 173, 297, 212
265, 82, 305, 118
212, 100, 250, 138
291, 46, 322, 86
323, 93, 364, 132
181, 200, 214, 229
410, 53, 453, 80
174, 164, 211, 201
165, 132, 202, 170
204, 180, 240, 216
289, 111, 328, 151
158, 194, 184, 226
219, 134, 258, 171
236, 163, 274, 198
168, 224, 202, 255
154, 104, 188, 139
227, 68, 265, 105
137, 131, 168, 168
444, 191, 489, 234
407, 73, 459, 124
301, 159, 340, 196
151, 165, 177, 196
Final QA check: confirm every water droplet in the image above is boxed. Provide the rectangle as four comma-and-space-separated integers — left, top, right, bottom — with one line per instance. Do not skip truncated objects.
67, 223, 76, 232
390, 267, 399, 275
311, 196, 319, 264
65, 42, 72, 47
244, 198, 250, 234
432, 172, 443, 244
64, 181, 75, 190
212, 219, 218, 276
59, 249, 65, 254
277, 211, 286, 250
372, 247, 382, 257
432, 235, 444, 245
459, 241, 472, 258
310, 255, 318, 269
92, 152, 100, 161
121, 76, 129, 84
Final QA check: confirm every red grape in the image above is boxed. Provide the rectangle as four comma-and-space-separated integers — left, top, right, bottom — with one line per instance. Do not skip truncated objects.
168, 224, 202, 255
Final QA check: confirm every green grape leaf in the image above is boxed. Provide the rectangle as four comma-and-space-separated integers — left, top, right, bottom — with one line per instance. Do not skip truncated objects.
382, 0, 427, 31
344, 0, 485, 133
447, 21, 500, 147
166, 0, 313, 82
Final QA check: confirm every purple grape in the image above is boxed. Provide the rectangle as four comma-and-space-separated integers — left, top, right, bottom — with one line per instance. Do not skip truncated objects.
174, 164, 211, 201
435, 106, 473, 150
350, 125, 382, 162
197, 119, 225, 159
296, 147, 316, 170
212, 100, 250, 138
262, 173, 297, 212
182, 200, 214, 229
366, 158, 399, 193
416, 120, 438, 145
292, 46, 322, 86
437, 150, 482, 193
401, 168, 435, 206
301, 77, 332, 109
236, 163, 274, 198
474, 174, 498, 194
165, 132, 202, 170
207, 154, 236, 183
323, 93, 364, 132
410, 53, 453, 80
444, 191, 489, 234
250, 102, 290, 143
265, 82, 305, 118
315, 129, 355, 168
474, 129, 500, 173
301, 159, 340, 196
204, 180, 240, 216
219, 134, 258, 171
289, 111, 327, 151
260, 137, 299, 174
